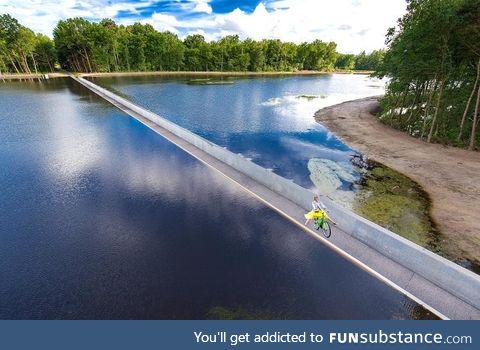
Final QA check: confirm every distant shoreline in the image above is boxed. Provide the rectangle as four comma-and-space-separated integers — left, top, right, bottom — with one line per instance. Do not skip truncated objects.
80, 70, 374, 78
1, 70, 373, 81
0, 72, 69, 80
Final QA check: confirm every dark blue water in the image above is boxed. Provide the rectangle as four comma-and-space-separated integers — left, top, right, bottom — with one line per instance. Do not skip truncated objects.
92, 74, 385, 189
0, 78, 434, 319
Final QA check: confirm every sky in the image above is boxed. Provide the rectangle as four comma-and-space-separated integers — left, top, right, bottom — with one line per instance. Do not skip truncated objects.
0, 0, 407, 53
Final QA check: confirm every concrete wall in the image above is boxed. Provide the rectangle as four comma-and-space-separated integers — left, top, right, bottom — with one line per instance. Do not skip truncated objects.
76, 76, 480, 311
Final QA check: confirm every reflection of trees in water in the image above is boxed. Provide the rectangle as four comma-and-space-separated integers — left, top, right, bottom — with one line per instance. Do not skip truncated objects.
407, 299, 440, 320
206, 306, 277, 320
389, 298, 439, 320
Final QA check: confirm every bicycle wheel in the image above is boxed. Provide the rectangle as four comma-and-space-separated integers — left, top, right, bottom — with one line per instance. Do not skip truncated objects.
313, 218, 321, 230
321, 221, 331, 238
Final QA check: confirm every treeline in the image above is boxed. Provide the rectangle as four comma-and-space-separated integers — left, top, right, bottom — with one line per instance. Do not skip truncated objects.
336, 50, 385, 71
1, 14, 384, 74
53, 17, 340, 72
375, 0, 480, 150
0, 14, 56, 74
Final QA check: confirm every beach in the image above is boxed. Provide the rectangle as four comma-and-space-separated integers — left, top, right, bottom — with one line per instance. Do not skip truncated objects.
315, 97, 480, 270
0, 70, 375, 81
0, 72, 68, 80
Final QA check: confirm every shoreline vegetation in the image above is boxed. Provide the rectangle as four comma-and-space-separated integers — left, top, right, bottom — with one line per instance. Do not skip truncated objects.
374, 0, 479, 150
1, 13, 383, 76
315, 97, 480, 273
82, 70, 375, 77
0, 70, 374, 80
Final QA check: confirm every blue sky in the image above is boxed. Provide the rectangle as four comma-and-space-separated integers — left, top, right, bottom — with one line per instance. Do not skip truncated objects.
0, 0, 407, 53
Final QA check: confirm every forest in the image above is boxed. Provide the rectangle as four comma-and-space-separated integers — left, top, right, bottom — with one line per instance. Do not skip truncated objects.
0, 15, 56, 73
0, 14, 382, 74
376, 0, 480, 150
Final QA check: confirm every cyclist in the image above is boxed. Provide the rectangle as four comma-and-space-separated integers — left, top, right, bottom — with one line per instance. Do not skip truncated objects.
304, 195, 337, 226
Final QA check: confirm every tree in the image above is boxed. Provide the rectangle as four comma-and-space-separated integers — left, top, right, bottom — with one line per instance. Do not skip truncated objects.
354, 50, 384, 70
244, 39, 266, 71
0, 37, 8, 74
34, 34, 56, 71
298, 40, 337, 71
335, 53, 355, 70
184, 34, 209, 71
3, 14, 372, 77
376, 0, 479, 149
54, 18, 95, 72
1, 14, 27, 72
157, 32, 184, 71
0, 14, 56, 74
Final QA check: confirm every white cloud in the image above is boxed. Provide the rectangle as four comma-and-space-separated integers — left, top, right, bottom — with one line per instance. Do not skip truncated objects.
0, 0, 407, 53
165, 0, 213, 14
190, 0, 212, 14
148, 0, 406, 52
0, 0, 152, 36
149, 12, 181, 33
212, 0, 405, 52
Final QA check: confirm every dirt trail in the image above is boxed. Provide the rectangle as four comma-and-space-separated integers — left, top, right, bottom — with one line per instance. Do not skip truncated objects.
315, 97, 480, 268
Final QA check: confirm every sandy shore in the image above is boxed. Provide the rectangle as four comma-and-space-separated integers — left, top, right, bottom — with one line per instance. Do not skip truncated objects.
80, 70, 373, 78
315, 97, 480, 269
0, 72, 68, 80
1, 70, 373, 81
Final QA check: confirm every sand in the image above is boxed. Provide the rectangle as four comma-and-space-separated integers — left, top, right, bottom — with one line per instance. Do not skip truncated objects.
79, 70, 373, 78
0, 72, 68, 80
315, 97, 480, 268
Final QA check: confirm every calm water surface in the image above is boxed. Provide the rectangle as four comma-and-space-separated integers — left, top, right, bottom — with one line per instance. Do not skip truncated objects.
91, 74, 385, 191
0, 78, 434, 319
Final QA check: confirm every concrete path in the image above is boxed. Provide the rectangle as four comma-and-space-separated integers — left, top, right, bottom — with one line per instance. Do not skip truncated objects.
71, 75, 480, 320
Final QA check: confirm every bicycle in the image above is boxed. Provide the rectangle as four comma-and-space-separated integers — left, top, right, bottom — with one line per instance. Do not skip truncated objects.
313, 210, 332, 238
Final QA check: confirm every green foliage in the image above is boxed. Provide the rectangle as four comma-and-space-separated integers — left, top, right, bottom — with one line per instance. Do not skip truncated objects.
1, 14, 379, 77
49, 16, 340, 74
335, 53, 355, 70
334, 50, 385, 71
354, 50, 385, 70
34, 34, 56, 71
184, 34, 210, 71
376, 0, 480, 150
298, 40, 337, 71
0, 13, 56, 73
0, 13, 344, 74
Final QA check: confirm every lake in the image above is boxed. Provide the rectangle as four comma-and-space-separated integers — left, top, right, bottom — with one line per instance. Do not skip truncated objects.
91, 74, 385, 201
0, 77, 435, 319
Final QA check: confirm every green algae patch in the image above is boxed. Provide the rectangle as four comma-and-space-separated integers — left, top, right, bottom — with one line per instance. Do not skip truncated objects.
296, 95, 326, 100
206, 306, 275, 320
354, 162, 441, 252
187, 79, 234, 85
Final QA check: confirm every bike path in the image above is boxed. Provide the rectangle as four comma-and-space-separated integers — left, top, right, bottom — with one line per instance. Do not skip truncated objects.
71, 75, 480, 320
